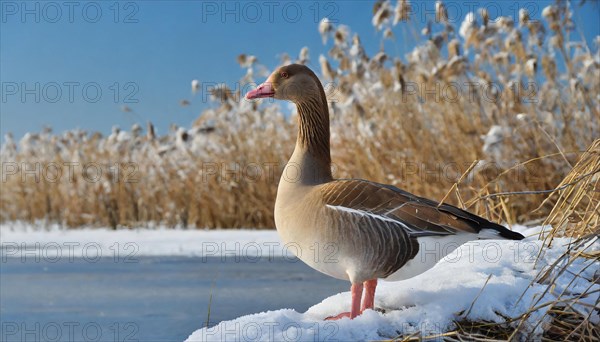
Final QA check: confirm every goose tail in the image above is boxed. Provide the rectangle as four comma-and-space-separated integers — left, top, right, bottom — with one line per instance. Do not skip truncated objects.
478, 223, 525, 240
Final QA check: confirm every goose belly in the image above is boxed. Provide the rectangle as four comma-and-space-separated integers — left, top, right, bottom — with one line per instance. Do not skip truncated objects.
295, 242, 351, 281
275, 218, 351, 281
384, 235, 474, 281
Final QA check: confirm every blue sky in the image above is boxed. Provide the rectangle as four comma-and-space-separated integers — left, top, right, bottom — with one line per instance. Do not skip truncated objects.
1, 0, 598, 139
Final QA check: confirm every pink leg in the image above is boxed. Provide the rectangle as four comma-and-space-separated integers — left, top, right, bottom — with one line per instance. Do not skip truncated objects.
325, 283, 364, 320
361, 279, 377, 312
350, 283, 363, 318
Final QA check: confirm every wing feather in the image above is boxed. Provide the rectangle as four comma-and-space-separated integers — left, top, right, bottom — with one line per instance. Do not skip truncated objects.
320, 179, 485, 237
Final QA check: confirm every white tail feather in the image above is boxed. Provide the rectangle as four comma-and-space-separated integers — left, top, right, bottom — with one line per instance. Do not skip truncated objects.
478, 228, 502, 239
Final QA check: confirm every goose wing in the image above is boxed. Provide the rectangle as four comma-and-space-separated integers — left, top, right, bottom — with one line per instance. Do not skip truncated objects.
320, 179, 495, 237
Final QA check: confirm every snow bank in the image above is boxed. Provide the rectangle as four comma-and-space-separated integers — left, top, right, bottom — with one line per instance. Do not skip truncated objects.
185, 226, 599, 341
0, 222, 282, 259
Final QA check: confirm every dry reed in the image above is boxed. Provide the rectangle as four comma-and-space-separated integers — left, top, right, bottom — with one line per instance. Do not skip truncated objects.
2, 1, 597, 230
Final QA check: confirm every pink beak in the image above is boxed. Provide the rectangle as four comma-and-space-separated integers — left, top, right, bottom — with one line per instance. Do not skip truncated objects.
245, 82, 275, 100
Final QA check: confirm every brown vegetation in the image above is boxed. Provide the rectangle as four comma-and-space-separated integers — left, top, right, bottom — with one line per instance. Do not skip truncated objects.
1, 1, 597, 231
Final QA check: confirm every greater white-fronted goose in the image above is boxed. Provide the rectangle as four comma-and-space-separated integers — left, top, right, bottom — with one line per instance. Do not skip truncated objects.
246, 64, 524, 320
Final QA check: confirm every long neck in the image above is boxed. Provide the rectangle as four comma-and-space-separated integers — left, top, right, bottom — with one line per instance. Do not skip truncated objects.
291, 90, 332, 184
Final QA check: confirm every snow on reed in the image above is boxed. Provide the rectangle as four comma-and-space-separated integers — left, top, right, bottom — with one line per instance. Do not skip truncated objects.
1, 1, 598, 231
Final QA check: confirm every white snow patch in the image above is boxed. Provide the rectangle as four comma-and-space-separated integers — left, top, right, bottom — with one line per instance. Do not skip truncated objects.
0, 222, 283, 258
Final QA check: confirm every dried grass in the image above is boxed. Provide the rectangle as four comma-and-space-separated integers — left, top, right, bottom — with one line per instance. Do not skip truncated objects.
3, 1, 596, 230
387, 138, 598, 342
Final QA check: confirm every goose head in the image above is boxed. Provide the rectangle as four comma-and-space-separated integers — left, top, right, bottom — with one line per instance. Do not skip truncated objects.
246, 64, 332, 176
246, 64, 324, 103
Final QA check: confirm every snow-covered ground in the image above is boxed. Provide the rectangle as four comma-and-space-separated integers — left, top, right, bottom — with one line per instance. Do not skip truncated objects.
2, 223, 597, 341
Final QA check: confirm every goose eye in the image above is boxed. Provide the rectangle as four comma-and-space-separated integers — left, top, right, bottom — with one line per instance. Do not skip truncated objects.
280, 72, 289, 79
